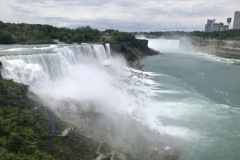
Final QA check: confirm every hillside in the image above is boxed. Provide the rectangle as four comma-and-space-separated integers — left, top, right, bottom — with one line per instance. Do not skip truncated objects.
0, 77, 101, 159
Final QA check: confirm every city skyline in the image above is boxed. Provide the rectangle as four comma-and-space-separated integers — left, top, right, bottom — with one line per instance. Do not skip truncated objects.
0, 0, 239, 31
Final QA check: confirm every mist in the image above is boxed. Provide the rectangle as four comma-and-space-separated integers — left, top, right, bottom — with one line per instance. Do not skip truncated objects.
136, 34, 197, 52
0, 44, 181, 159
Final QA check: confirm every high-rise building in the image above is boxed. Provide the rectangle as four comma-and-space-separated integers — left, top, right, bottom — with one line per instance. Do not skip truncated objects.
212, 23, 222, 32
205, 19, 215, 32
205, 19, 229, 32
212, 23, 229, 32
233, 11, 240, 29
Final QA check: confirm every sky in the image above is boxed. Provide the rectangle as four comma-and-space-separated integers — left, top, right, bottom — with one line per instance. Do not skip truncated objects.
0, 0, 239, 31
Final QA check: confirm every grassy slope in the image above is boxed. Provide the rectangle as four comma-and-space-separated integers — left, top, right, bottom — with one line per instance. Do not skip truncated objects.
0, 78, 102, 160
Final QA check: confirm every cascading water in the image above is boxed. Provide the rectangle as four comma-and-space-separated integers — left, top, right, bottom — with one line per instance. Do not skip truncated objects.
0, 44, 112, 87
147, 39, 180, 51
0, 43, 157, 124
0, 43, 180, 159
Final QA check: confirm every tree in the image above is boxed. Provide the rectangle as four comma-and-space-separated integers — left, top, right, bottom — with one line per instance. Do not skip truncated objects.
0, 31, 15, 44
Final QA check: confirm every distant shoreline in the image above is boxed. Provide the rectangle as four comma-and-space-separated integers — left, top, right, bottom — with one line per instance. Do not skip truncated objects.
182, 38, 240, 59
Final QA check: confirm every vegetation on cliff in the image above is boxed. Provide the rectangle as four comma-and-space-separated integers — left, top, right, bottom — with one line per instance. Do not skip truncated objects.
111, 40, 158, 64
0, 21, 135, 44
0, 79, 53, 159
0, 79, 105, 160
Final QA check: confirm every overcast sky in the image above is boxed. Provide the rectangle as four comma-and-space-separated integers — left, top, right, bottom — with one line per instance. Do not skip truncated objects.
0, 0, 239, 31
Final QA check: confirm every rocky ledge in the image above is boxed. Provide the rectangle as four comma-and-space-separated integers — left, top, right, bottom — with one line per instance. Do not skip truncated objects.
110, 39, 160, 69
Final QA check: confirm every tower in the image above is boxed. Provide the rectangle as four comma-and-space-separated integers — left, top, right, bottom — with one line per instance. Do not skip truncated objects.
233, 11, 240, 29
227, 17, 232, 29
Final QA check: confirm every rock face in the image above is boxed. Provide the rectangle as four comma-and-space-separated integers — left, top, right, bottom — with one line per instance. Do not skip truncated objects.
110, 39, 159, 68
110, 39, 149, 50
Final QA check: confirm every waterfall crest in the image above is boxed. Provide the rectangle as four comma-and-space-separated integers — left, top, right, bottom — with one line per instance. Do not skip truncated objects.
0, 44, 111, 86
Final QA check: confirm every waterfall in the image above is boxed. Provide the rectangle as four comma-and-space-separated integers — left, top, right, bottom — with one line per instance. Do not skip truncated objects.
148, 39, 180, 51
0, 44, 111, 87
105, 43, 112, 58
0, 43, 175, 156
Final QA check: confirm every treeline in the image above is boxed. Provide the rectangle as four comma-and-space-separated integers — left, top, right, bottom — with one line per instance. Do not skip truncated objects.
137, 29, 240, 40
0, 21, 135, 44
189, 29, 240, 40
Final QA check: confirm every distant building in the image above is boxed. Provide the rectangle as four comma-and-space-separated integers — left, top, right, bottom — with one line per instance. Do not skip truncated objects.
205, 19, 215, 32
205, 20, 228, 32
212, 23, 220, 32
222, 25, 229, 31
233, 11, 240, 29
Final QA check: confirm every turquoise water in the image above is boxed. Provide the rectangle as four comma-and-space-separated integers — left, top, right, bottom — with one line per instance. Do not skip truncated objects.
141, 47, 240, 160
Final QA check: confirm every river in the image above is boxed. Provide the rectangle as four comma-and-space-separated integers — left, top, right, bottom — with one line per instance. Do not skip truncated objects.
141, 39, 240, 160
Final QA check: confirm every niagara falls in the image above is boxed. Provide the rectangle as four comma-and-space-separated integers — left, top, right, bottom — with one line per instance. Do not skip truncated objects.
1, 0, 240, 160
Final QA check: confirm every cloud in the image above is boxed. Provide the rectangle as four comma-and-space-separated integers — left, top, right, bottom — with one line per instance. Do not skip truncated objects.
0, 0, 239, 31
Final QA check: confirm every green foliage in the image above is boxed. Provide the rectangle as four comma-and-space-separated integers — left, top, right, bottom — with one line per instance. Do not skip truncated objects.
0, 22, 57, 44
1, 21, 239, 45
0, 105, 54, 159
0, 79, 29, 107
101, 29, 135, 43
120, 45, 138, 62
0, 78, 102, 160
0, 21, 136, 44
189, 29, 240, 40
0, 78, 54, 159
0, 31, 15, 44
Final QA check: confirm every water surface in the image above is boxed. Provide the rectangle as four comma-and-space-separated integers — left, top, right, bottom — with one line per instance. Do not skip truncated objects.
141, 39, 240, 160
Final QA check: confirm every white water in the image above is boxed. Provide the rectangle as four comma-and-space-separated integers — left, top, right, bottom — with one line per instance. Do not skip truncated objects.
148, 39, 180, 51
141, 39, 240, 160
0, 44, 159, 133
0, 44, 113, 87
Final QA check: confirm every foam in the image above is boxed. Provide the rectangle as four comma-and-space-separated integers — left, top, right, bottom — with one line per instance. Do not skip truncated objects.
3, 48, 28, 52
